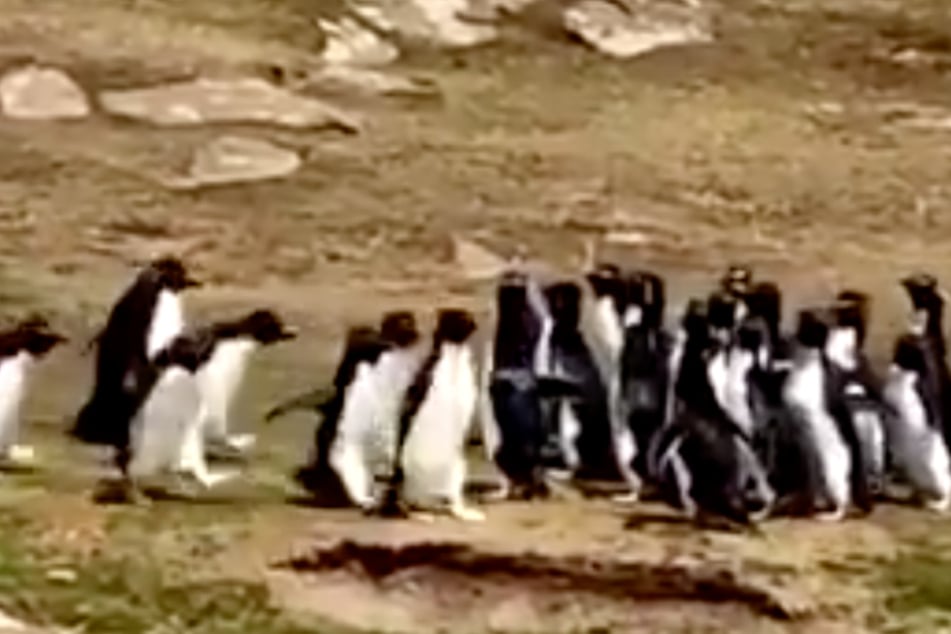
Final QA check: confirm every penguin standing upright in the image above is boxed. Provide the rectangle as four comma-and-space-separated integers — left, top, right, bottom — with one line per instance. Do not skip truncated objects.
124, 335, 207, 500
481, 271, 553, 499
176, 309, 297, 489
826, 291, 887, 495
192, 310, 297, 459
651, 299, 774, 525
270, 325, 389, 508
383, 309, 484, 521
0, 317, 66, 466
901, 274, 951, 449
883, 334, 951, 511
782, 310, 865, 521
543, 281, 622, 483
584, 263, 627, 380
71, 257, 200, 485
617, 271, 670, 481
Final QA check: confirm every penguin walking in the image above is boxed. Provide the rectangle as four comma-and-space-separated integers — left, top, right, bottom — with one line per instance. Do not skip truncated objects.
542, 281, 622, 484
382, 309, 484, 521
651, 299, 774, 525
883, 334, 951, 511
71, 257, 200, 485
123, 335, 207, 500
0, 317, 66, 467
826, 291, 887, 495
617, 271, 670, 482
480, 271, 553, 500
269, 325, 389, 508
176, 309, 297, 489
782, 310, 868, 521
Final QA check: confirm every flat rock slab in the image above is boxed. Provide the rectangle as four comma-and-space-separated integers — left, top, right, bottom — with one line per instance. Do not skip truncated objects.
165, 135, 301, 189
351, 0, 498, 48
302, 66, 440, 99
564, 0, 713, 59
100, 78, 360, 132
0, 65, 90, 120
319, 16, 400, 66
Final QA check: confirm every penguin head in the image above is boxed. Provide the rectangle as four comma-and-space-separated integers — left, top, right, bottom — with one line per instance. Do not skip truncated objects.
625, 270, 666, 329
154, 336, 204, 373
3, 316, 67, 358
433, 309, 477, 345
236, 309, 297, 345
545, 281, 582, 329
892, 334, 928, 375
380, 311, 419, 348
833, 290, 869, 346
150, 256, 200, 292
901, 273, 946, 335
794, 309, 830, 350
745, 282, 781, 333
585, 263, 625, 314
721, 264, 752, 298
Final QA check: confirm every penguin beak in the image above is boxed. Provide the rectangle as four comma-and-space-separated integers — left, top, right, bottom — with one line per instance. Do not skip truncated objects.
184, 275, 202, 289
279, 326, 298, 341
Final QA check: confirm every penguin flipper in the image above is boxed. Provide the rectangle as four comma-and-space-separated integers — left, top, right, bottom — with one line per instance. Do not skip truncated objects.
264, 388, 334, 423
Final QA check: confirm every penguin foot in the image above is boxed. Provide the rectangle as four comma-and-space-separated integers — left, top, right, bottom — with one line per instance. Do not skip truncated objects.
611, 490, 640, 505
410, 511, 437, 523
814, 507, 846, 522
225, 434, 256, 453
450, 505, 485, 523
0, 445, 35, 471
925, 496, 950, 513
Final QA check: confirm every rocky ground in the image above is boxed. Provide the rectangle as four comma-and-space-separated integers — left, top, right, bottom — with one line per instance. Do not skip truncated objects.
0, 0, 949, 631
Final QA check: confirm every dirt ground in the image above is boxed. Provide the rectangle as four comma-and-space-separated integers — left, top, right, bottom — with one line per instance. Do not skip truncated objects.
0, 0, 950, 631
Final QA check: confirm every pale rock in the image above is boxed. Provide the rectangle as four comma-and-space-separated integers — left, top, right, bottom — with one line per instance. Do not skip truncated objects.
166, 136, 301, 189
351, 0, 498, 48
318, 16, 399, 66
302, 66, 439, 99
0, 66, 89, 120
100, 78, 360, 132
451, 234, 507, 280
564, 0, 713, 59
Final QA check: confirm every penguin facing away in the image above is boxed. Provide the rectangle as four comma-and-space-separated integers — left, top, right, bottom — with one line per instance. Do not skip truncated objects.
71, 257, 200, 481
482, 271, 553, 500
383, 308, 484, 521
0, 317, 66, 466
194, 309, 297, 456
883, 334, 951, 511
176, 309, 297, 489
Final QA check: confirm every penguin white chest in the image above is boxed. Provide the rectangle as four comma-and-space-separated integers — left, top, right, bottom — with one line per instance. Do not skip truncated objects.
196, 339, 257, 436
883, 368, 951, 504
784, 357, 851, 508
591, 297, 624, 361
402, 345, 477, 501
147, 290, 185, 359
825, 327, 858, 371
720, 350, 756, 436
130, 367, 201, 478
330, 360, 383, 507
367, 348, 422, 473
0, 352, 33, 450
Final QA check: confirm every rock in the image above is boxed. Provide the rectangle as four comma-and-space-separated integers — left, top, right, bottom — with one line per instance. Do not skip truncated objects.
564, 0, 713, 59
166, 136, 301, 189
301, 66, 440, 99
100, 78, 360, 132
451, 234, 507, 280
318, 16, 399, 66
0, 65, 89, 120
351, 0, 498, 48
45, 567, 78, 584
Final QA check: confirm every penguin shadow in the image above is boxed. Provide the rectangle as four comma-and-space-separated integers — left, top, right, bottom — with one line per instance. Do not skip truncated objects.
623, 509, 764, 535
90, 477, 245, 507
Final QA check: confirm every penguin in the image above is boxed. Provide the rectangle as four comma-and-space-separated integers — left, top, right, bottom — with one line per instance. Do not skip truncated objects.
882, 334, 951, 511
175, 309, 297, 489
542, 281, 623, 483
264, 325, 386, 507
900, 273, 951, 450
720, 264, 753, 325
584, 262, 627, 381
481, 271, 553, 499
123, 334, 207, 501
364, 311, 424, 481
0, 317, 66, 467
381, 309, 484, 521
782, 310, 866, 521
617, 270, 670, 481
826, 291, 887, 495
71, 256, 200, 484
650, 299, 774, 525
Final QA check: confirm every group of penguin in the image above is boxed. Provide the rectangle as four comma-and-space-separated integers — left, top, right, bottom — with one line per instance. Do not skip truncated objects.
0, 254, 949, 525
